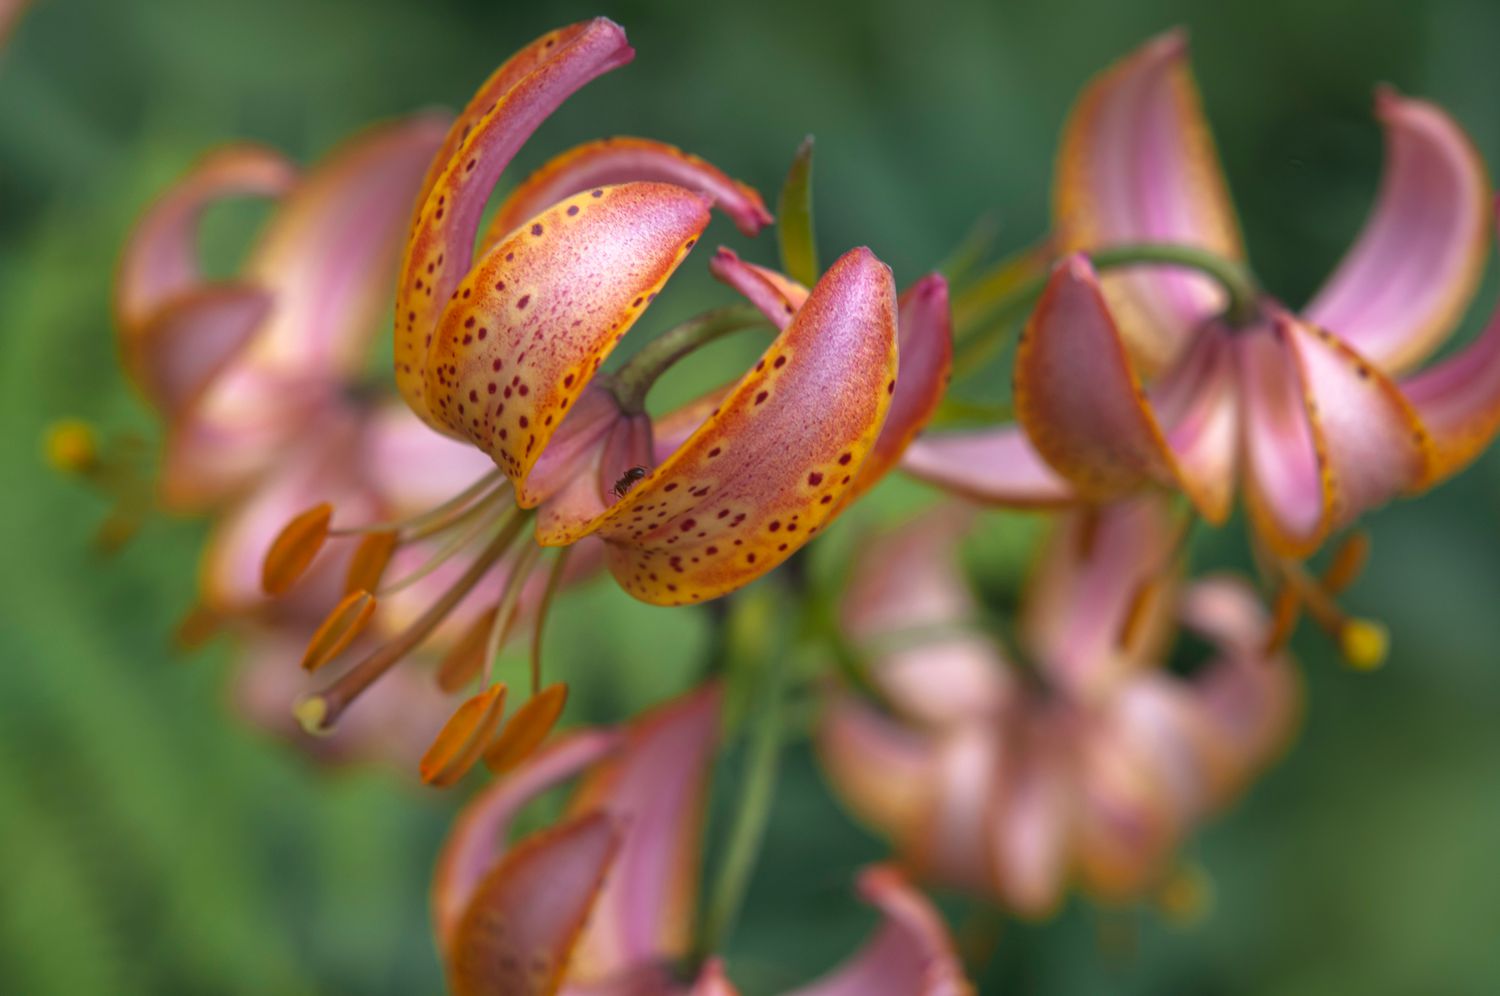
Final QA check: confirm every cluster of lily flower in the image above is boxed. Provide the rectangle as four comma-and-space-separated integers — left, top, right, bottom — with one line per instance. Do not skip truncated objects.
53, 16, 1500, 995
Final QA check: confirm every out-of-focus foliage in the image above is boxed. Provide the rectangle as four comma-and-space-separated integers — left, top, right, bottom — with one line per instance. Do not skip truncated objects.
2, 0, 1499, 993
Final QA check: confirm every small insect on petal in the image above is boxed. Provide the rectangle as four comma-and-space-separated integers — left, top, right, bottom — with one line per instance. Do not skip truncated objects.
262, 502, 333, 596
483, 683, 569, 774
345, 529, 399, 595
436, 607, 499, 693
422, 684, 508, 788
302, 590, 377, 673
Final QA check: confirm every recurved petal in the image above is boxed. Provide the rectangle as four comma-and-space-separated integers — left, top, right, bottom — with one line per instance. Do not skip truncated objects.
422, 183, 710, 486
1279, 316, 1431, 530
243, 113, 451, 378
565, 687, 721, 983
1015, 256, 1231, 519
432, 730, 623, 948
360, 401, 505, 514
589, 247, 898, 605
395, 18, 635, 424
125, 285, 271, 415
482, 137, 773, 247
848, 275, 954, 499
1399, 274, 1500, 482
900, 426, 1077, 507
784, 867, 971, 996
709, 247, 808, 327
115, 143, 296, 333
987, 735, 1070, 917
1305, 90, 1492, 374
446, 812, 623, 996
1054, 29, 1244, 373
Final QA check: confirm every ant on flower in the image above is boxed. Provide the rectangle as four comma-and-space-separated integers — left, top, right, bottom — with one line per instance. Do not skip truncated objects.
612, 465, 648, 499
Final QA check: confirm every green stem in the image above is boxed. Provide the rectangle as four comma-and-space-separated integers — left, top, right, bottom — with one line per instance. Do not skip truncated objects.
608, 305, 770, 414
954, 241, 1261, 360
690, 598, 788, 970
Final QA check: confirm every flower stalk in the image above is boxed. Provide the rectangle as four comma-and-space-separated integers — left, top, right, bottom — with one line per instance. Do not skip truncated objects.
607, 304, 770, 413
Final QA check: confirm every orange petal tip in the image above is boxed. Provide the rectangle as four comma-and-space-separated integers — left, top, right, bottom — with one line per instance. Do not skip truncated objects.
261, 502, 333, 596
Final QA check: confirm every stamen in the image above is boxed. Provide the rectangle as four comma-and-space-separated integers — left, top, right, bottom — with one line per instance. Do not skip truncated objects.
326, 469, 504, 538
480, 541, 543, 688
419, 683, 508, 787
377, 502, 516, 597
483, 682, 568, 774
344, 530, 398, 595
296, 512, 532, 735
1153, 862, 1213, 925
1339, 619, 1389, 671
44, 418, 100, 475
301, 590, 377, 673
1263, 531, 1376, 659
1275, 556, 1389, 670
174, 602, 223, 651
530, 547, 573, 696
262, 503, 333, 595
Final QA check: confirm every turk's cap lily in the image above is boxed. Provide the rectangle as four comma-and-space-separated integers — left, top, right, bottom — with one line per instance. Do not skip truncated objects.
817, 499, 1299, 915
115, 113, 451, 510
908, 30, 1500, 558
432, 687, 970, 995
377, 18, 903, 605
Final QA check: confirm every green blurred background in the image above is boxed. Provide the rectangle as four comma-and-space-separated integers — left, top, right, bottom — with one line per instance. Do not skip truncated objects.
4, 0, 1500, 992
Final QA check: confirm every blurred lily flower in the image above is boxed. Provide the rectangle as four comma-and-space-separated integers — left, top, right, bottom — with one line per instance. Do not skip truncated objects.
432, 688, 971, 995
112, 115, 556, 765
280, 19, 904, 747
817, 499, 1299, 916
907, 31, 1500, 558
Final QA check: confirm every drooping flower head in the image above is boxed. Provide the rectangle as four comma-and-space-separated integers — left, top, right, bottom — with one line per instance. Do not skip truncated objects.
818, 499, 1299, 915
909, 31, 1500, 563
432, 688, 971, 995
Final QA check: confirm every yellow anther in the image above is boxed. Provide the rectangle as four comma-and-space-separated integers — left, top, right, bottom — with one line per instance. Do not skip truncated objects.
1340, 619, 1389, 671
44, 419, 99, 474
1155, 862, 1213, 925
292, 695, 330, 736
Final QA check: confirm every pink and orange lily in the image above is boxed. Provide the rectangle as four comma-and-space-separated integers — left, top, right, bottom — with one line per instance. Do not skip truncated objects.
432, 687, 971, 995
818, 499, 1299, 915
907, 31, 1500, 558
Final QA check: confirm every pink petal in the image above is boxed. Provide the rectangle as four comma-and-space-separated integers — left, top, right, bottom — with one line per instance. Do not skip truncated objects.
899, 426, 1077, 507
126, 286, 271, 415
1400, 253, 1500, 482
358, 401, 505, 514
115, 143, 296, 332
242, 112, 450, 377
815, 695, 943, 843
1021, 498, 1180, 703
431, 730, 624, 950
987, 730, 1070, 916
446, 812, 623, 996
483, 136, 772, 246
685, 958, 741, 996
784, 866, 969, 996
1054, 29, 1244, 373
1305, 90, 1492, 374
565, 687, 722, 982
709, 247, 808, 327
396, 18, 635, 424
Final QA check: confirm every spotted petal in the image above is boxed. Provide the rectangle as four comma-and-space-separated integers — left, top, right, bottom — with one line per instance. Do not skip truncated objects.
446, 812, 623, 996
587, 247, 898, 605
1305, 90, 1491, 374
1054, 30, 1244, 373
483, 136, 773, 248
784, 867, 971, 996
422, 183, 711, 487
395, 18, 635, 424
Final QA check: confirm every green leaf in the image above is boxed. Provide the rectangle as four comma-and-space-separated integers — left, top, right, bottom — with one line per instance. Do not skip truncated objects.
776, 136, 818, 288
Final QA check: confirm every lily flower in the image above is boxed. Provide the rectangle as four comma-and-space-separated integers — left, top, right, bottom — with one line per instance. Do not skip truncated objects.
276, 19, 910, 748
817, 499, 1299, 916
907, 30, 1500, 559
112, 116, 565, 765
432, 687, 971, 995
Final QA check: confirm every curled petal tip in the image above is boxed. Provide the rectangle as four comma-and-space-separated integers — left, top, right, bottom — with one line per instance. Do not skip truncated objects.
909, 273, 949, 302
1058, 252, 1098, 283
1150, 26, 1190, 59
